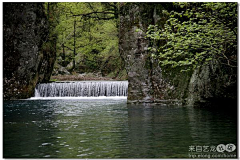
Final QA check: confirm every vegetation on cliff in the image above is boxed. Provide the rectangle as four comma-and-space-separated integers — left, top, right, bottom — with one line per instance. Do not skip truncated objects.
146, 2, 237, 72
121, 2, 237, 104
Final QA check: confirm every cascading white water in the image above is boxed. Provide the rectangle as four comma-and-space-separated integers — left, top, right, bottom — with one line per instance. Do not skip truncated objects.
34, 81, 128, 97
34, 88, 40, 97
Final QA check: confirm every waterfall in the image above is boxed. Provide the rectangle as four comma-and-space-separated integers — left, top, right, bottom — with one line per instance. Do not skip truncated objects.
34, 88, 40, 97
34, 81, 128, 97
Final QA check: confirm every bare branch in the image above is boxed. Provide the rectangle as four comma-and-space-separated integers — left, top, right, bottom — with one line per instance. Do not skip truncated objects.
72, 11, 114, 17
63, 45, 73, 51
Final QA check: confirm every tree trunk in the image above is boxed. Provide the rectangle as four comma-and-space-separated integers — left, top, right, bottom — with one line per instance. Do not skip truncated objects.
73, 19, 76, 70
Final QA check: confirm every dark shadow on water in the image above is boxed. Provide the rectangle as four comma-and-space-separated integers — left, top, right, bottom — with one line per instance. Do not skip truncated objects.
3, 100, 62, 158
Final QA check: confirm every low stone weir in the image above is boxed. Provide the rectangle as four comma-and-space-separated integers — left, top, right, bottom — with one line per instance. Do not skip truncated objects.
34, 81, 128, 97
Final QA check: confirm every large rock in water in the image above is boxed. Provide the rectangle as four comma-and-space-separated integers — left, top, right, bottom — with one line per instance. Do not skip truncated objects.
119, 3, 177, 104
119, 3, 237, 106
119, 3, 157, 103
3, 3, 56, 100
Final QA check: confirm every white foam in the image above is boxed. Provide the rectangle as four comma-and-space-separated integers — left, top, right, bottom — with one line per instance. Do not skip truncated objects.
35, 81, 128, 97
28, 96, 127, 100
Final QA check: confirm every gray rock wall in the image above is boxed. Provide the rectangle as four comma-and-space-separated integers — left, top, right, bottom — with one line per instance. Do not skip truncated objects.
187, 59, 237, 106
3, 2, 56, 99
119, 3, 178, 104
119, 3, 155, 103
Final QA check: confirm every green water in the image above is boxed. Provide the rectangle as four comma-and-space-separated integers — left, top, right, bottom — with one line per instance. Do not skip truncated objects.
3, 100, 237, 158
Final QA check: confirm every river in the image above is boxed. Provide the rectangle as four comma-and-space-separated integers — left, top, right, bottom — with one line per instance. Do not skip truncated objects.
3, 99, 237, 158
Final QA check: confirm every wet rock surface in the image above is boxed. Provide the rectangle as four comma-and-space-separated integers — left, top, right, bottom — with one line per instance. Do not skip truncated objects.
119, 3, 177, 104
3, 3, 55, 99
119, 3, 156, 103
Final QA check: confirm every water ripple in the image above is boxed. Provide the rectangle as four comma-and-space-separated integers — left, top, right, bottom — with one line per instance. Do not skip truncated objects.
3, 100, 237, 158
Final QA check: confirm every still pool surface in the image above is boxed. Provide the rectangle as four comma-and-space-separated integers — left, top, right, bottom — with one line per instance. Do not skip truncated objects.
4, 99, 237, 158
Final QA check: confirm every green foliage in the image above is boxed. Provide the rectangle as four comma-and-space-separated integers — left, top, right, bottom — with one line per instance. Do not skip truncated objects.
147, 2, 237, 71
49, 79, 58, 82
47, 2, 124, 78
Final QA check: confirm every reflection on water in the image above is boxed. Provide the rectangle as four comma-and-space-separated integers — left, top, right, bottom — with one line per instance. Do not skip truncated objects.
3, 100, 237, 158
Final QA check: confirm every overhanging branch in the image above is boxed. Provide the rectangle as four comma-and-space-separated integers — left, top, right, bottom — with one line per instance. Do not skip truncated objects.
72, 11, 114, 17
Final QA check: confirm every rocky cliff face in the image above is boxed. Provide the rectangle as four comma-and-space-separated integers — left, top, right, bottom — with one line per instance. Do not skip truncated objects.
119, 3, 178, 104
187, 60, 237, 106
120, 3, 162, 103
3, 3, 56, 100
119, 3, 237, 106
119, 3, 148, 102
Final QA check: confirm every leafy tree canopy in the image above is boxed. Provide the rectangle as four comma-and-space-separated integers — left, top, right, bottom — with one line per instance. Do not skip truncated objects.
45, 2, 124, 77
146, 2, 237, 72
